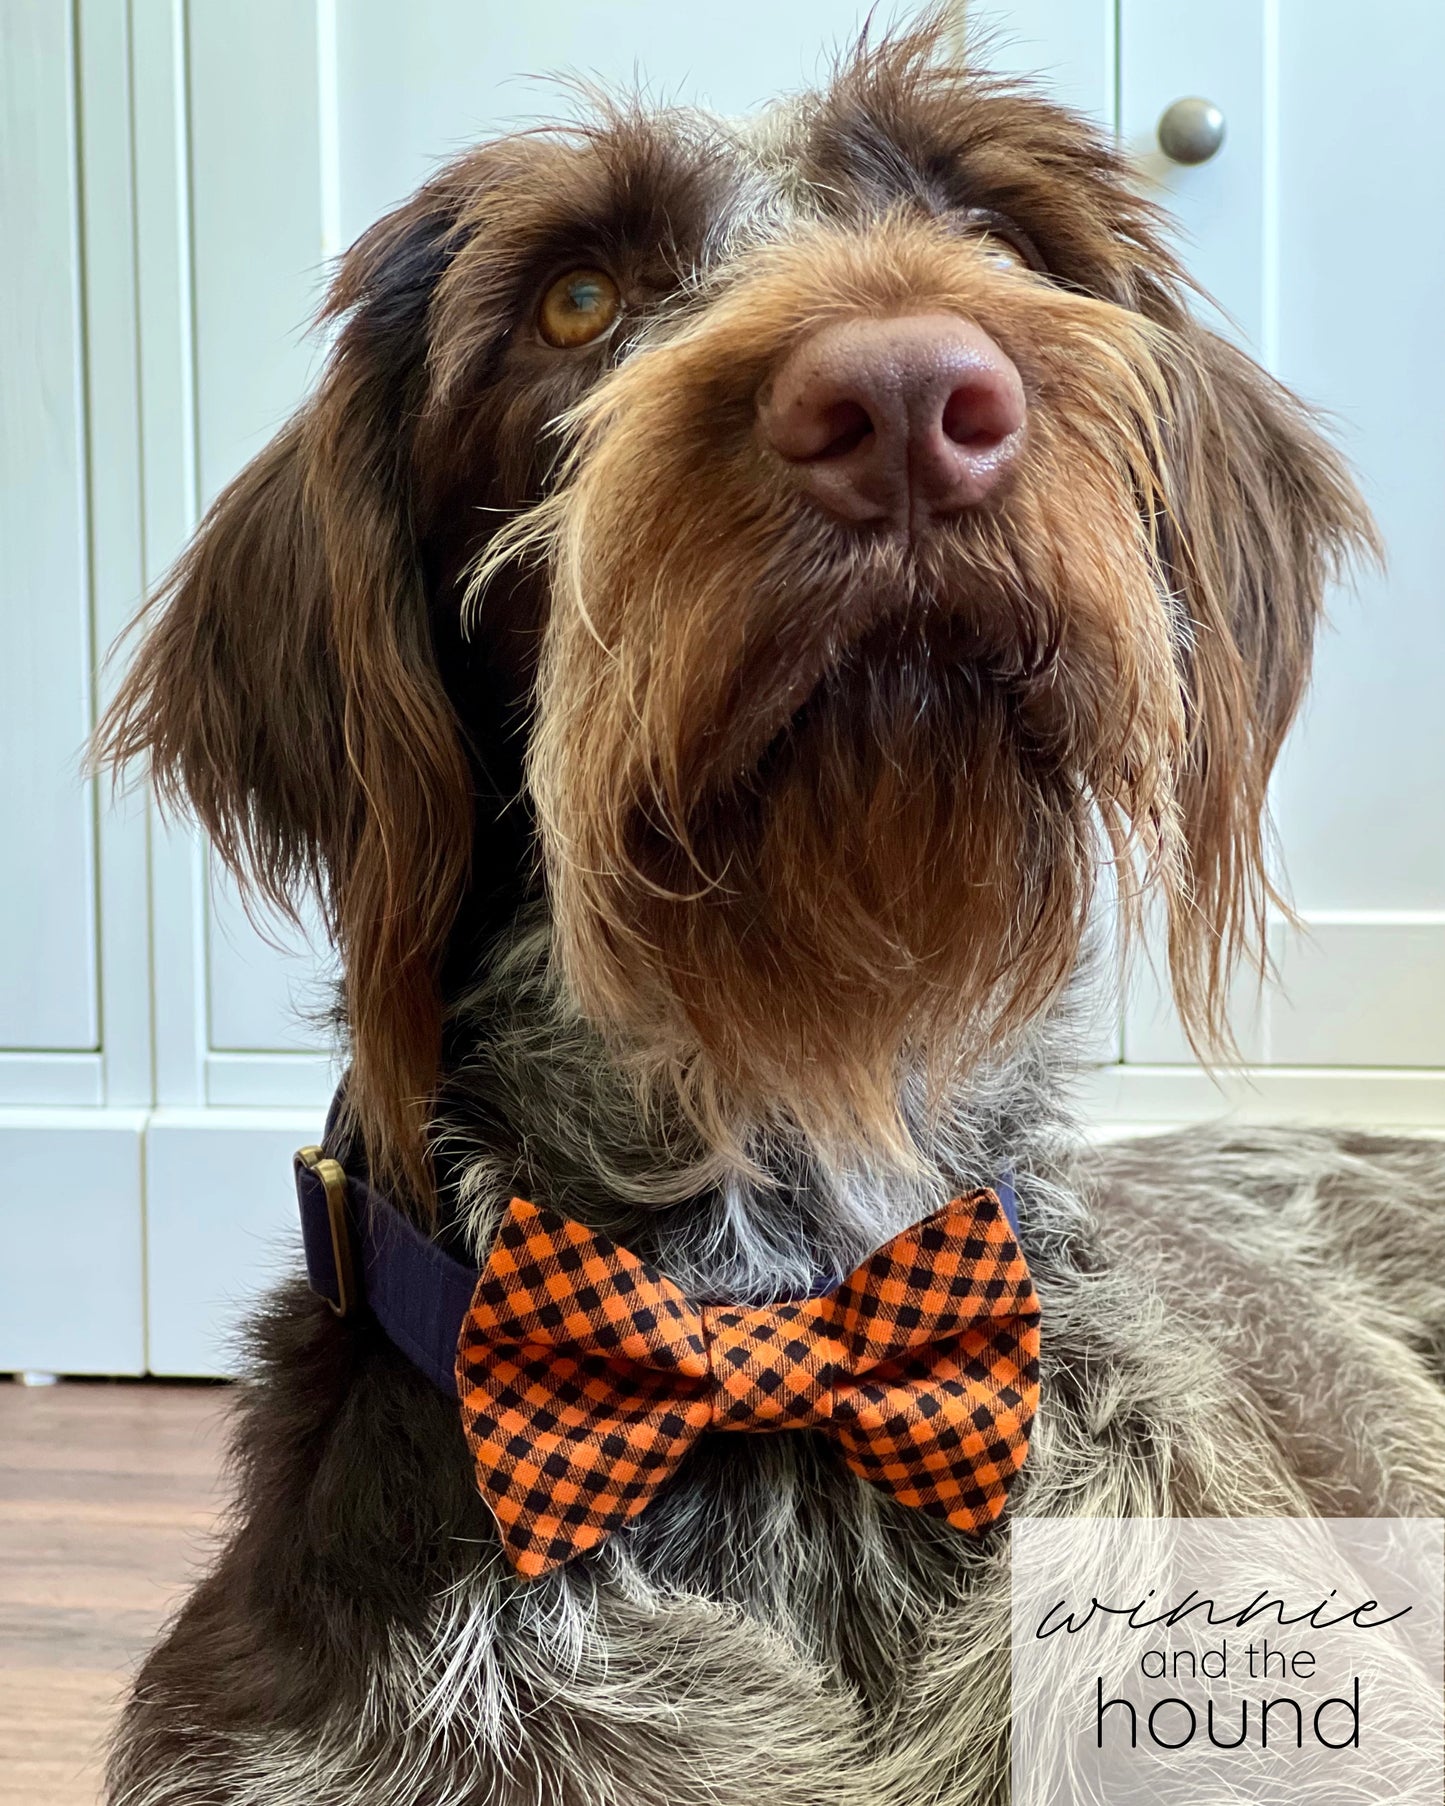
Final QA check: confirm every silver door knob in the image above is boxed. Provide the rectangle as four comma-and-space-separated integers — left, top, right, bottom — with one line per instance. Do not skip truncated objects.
1157, 97, 1226, 165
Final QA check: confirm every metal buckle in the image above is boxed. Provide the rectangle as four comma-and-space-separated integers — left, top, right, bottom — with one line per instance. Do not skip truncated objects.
296, 1144, 356, 1318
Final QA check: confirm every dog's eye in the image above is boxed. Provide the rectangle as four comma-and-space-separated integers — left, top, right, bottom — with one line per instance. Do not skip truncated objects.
538, 268, 623, 347
975, 232, 1028, 270
960, 211, 1044, 274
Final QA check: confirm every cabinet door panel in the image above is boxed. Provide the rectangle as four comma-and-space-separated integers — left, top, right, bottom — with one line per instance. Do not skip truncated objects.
187, 0, 328, 492
182, 1, 331, 1061
335, 0, 881, 248
0, 2, 99, 1050
1117, 0, 1445, 1072
144, 1114, 321, 1375
0, 1115, 144, 1374
1119, 0, 1267, 347
964, 0, 1116, 123
1269, 1, 1445, 913
181, 0, 885, 1069
1270, 920, 1445, 1067
1116, 0, 1267, 1065
206, 863, 336, 1053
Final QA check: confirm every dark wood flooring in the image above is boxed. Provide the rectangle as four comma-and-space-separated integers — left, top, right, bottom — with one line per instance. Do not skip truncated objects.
0, 1380, 228, 1805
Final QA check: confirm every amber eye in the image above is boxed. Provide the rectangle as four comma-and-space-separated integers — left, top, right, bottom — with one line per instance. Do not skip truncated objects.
959, 209, 1043, 274
974, 232, 1029, 270
538, 268, 623, 347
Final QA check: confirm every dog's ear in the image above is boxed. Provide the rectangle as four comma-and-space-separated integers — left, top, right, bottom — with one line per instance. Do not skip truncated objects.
1154, 322, 1376, 1047
96, 197, 472, 1204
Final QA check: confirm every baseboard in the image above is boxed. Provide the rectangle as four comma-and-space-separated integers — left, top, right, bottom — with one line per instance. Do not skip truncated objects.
1080, 1064, 1445, 1131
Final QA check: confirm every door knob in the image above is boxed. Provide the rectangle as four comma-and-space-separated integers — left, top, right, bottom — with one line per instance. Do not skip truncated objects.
1157, 97, 1226, 165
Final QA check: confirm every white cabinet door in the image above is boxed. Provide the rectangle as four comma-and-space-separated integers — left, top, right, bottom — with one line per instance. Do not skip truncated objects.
144, 1111, 325, 1376
0, 1113, 145, 1375
1098, 0, 1445, 1123
0, 0, 148, 1374
964, 0, 1116, 122
1269, 6, 1445, 907
335, 0, 892, 247
178, 0, 337, 1102
0, 2, 99, 1058
1118, 0, 1269, 348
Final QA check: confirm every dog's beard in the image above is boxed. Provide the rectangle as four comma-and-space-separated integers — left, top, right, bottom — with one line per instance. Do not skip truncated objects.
491, 229, 1192, 1156
651, 621, 1104, 1123
528, 539, 1184, 1159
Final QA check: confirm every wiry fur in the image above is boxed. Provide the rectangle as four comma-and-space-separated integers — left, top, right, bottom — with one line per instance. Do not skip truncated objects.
97, 20, 1436, 1806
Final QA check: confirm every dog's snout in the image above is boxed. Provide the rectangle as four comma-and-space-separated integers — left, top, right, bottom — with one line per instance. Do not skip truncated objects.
759, 313, 1026, 528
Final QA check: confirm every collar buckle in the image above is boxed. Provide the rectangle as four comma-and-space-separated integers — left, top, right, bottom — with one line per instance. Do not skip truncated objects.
294, 1145, 357, 1318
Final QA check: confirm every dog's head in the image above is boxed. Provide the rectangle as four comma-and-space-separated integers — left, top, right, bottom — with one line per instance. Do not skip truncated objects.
98, 24, 1371, 1194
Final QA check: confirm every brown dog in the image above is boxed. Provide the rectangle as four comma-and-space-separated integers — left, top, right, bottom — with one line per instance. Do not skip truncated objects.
97, 23, 1445, 1806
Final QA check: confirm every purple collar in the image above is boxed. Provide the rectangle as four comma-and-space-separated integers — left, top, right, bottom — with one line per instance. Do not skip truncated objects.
294, 1107, 1021, 1401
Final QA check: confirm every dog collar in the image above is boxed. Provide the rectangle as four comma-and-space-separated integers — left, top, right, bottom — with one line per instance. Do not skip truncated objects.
293, 1116, 1021, 1403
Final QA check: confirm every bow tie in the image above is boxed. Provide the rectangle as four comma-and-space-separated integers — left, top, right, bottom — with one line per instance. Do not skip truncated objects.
455, 1191, 1041, 1578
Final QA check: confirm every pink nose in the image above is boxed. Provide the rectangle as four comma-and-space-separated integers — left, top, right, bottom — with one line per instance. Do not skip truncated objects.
759, 313, 1026, 528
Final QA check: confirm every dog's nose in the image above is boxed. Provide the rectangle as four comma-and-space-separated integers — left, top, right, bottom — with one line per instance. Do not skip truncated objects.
759, 313, 1026, 528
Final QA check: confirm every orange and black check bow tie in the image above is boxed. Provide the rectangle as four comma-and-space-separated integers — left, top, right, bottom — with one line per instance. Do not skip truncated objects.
455, 1190, 1041, 1578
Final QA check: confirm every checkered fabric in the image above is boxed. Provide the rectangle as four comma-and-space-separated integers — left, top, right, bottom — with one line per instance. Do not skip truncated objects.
455, 1191, 1040, 1579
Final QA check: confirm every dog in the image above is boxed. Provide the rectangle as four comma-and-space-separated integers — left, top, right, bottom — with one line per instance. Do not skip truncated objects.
95, 20, 1445, 1805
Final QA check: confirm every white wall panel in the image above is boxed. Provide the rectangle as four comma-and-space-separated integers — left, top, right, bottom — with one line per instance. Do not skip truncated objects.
0, 1055, 103, 1108
1083, 1063, 1445, 1132
1122, 925, 1270, 1067
206, 1053, 336, 1110
1126, 914, 1445, 1069
181, 2, 334, 1068
1115, 0, 1445, 1076
186, 0, 329, 491
0, 1, 100, 1050
133, 0, 213, 1116
1270, 917, 1445, 1067
177, 0, 892, 1082
78, 0, 153, 1110
0, 3, 153, 1377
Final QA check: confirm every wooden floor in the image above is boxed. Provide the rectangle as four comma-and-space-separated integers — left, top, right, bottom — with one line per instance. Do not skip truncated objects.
0, 1380, 228, 1806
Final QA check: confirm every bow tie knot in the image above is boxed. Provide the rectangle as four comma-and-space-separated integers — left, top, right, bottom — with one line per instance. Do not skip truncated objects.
457, 1192, 1040, 1578
703, 1300, 844, 1430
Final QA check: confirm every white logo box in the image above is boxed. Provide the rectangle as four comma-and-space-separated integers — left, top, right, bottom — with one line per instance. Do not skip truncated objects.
1010, 1516, 1443, 1805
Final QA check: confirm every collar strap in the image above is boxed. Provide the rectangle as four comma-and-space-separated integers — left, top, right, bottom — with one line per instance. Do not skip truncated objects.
294, 1147, 478, 1396
293, 1139, 1020, 1403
